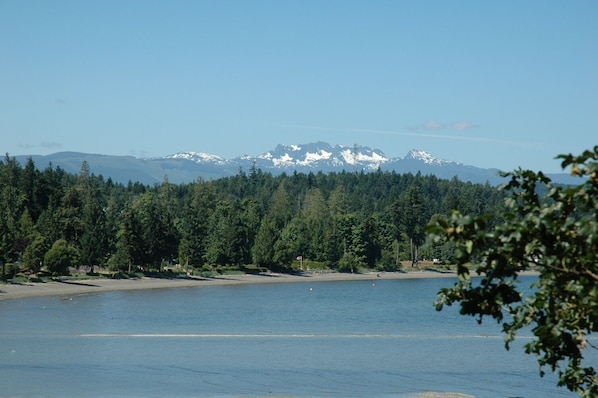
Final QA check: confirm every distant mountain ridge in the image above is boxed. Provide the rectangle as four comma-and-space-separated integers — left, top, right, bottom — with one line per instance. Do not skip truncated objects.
12, 142, 577, 186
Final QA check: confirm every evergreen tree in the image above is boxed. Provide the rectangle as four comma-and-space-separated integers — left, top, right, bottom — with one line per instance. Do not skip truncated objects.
351, 216, 381, 269
302, 188, 329, 262
206, 200, 247, 266
253, 218, 279, 267
79, 179, 108, 272
273, 217, 309, 268
178, 181, 217, 267
397, 185, 427, 266
0, 155, 24, 271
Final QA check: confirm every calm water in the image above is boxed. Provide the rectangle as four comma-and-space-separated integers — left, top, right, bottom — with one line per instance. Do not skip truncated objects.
0, 276, 586, 397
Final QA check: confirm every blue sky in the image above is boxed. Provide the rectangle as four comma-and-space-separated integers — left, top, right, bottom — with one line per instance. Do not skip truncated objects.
1, 1, 596, 173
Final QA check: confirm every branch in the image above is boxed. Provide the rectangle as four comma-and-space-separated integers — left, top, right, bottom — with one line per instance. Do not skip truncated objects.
541, 263, 598, 282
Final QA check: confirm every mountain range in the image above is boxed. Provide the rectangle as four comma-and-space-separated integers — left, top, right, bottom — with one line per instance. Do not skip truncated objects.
11, 142, 576, 186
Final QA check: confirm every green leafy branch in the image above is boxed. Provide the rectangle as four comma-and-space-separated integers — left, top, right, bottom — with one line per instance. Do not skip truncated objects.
428, 146, 598, 397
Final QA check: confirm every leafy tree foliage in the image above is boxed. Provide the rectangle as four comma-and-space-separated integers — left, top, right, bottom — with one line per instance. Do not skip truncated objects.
44, 239, 80, 276
428, 147, 598, 396
23, 234, 47, 272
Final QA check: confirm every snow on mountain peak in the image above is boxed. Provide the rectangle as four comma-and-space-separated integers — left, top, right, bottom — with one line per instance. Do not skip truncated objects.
255, 142, 389, 169
272, 153, 294, 167
164, 151, 230, 165
261, 143, 335, 167
340, 147, 388, 166
405, 150, 453, 166
159, 144, 457, 173
301, 149, 332, 164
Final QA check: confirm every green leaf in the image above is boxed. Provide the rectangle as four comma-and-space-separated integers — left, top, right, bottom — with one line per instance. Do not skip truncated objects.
465, 240, 473, 254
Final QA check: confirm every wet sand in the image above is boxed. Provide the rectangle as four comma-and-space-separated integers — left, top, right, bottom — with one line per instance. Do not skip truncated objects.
0, 271, 459, 301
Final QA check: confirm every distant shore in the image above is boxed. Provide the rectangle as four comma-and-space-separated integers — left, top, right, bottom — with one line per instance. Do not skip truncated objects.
0, 270, 541, 301
0, 270, 464, 301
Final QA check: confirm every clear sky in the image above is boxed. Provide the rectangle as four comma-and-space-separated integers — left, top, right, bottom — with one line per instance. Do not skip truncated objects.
1, 1, 596, 173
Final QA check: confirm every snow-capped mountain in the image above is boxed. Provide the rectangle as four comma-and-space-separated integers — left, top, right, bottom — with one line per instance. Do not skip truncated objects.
161, 151, 232, 166
164, 142, 390, 171
140, 142, 507, 184
403, 149, 455, 166
164, 142, 462, 172
240, 142, 389, 171
13, 142, 577, 186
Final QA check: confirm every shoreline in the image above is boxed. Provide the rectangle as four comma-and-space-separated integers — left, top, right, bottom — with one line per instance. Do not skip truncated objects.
0, 270, 459, 301
0, 270, 540, 301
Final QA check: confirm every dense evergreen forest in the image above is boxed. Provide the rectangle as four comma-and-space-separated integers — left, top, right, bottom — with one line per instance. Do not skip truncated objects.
0, 155, 506, 278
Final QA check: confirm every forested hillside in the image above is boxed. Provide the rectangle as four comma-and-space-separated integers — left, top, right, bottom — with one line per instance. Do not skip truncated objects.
0, 155, 505, 277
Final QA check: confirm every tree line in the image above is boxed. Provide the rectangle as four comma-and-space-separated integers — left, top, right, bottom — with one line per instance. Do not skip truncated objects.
0, 155, 505, 277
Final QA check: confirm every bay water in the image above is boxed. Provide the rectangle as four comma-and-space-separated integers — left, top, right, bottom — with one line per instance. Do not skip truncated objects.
0, 276, 585, 397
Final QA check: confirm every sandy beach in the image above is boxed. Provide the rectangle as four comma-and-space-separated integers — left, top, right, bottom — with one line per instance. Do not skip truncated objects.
0, 270, 461, 301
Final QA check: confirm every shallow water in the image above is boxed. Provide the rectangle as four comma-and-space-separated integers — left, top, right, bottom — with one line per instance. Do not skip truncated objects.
0, 277, 585, 397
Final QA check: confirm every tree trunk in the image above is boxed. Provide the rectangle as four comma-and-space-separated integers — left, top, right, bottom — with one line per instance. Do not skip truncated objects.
410, 237, 414, 267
